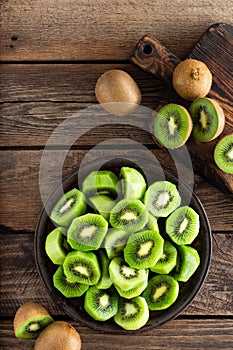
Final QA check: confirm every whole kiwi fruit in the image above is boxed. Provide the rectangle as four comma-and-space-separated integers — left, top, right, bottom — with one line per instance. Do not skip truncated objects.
34, 321, 81, 350
172, 59, 212, 101
95, 69, 141, 116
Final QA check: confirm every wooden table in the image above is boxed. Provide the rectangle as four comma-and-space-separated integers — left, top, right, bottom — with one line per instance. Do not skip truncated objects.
1, 1, 233, 349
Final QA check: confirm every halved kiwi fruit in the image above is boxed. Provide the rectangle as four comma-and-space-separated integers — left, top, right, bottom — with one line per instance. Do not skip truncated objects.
144, 180, 181, 218
153, 104, 193, 149
115, 274, 148, 299
189, 98, 225, 142
45, 227, 70, 265
166, 206, 200, 245
63, 251, 101, 285
50, 188, 86, 227
214, 134, 233, 174
109, 199, 148, 233
173, 245, 200, 282
67, 213, 108, 251
150, 240, 177, 274
124, 230, 164, 269
146, 213, 159, 232
114, 296, 149, 331
81, 170, 119, 198
13, 302, 53, 340
89, 194, 116, 220
96, 250, 112, 289
104, 228, 130, 260
84, 286, 118, 321
142, 275, 179, 310
119, 166, 147, 199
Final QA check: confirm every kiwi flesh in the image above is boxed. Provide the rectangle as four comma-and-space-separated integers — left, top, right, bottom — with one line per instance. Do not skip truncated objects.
50, 188, 86, 227
166, 206, 200, 245
114, 296, 149, 331
109, 199, 148, 233
82, 170, 118, 198
96, 250, 112, 289
144, 180, 181, 218
115, 274, 148, 299
214, 134, 233, 174
173, 245, 200, 282
34, 321, 81, 350
189, 98, 225, 142
153, 104, 193, 149
63, 251, 101, 285
146, 213, 159, 232
53, 266, 89, 298
142, 275, 179, 310
89, 194, 116, 220
119, 166, 147, 199
150, 240, 177, 274
13, 302, 53, 340
45, 227, 70, 265
124, 230, 164, 269
104, 228, 130, 260
84, 286, 118, 321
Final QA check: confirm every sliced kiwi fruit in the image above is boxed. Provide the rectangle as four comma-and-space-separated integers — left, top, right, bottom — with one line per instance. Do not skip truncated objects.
63, 251, 101, 285
104, 228, 130, 260
189, 98, 225, 142
173, 245, 200, 282
82, 170, 118, 198
146, 213, 159, 232
166, 206, 200, 245
109, 257, 148, 291
109, 199, 148, 233
13, 302, 53, 340
89, 194, 116, 220
142, 275, 179, 310
53, 265, 89, 298
153, 104, 193, 149
119, 166, 147, 199
96, 250, 112, 289
67, 213, 108, 251
114, 296, 149, 331
84, 286, 118, 321
214, 134, 233, 174
144, 180, 181, 218
115, 274, 148, 299
45, 227, 70, 265
50, 188, 86, 227
150, 240, 177, 274
124, 230, 164, 269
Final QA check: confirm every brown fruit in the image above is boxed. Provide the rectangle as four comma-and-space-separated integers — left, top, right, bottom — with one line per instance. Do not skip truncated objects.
95, 69, 141, 116
34, 321, 81, 350
172, 59, 212, 101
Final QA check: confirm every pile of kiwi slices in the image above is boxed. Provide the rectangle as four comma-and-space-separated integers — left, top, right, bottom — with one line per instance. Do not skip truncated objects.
45, 167, 201, 331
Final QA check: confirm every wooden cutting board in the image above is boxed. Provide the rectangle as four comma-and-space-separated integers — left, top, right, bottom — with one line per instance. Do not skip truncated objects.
131, 23, 233, 195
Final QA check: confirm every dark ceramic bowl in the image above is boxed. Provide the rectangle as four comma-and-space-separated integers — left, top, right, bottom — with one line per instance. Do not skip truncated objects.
35, 157, 212, 334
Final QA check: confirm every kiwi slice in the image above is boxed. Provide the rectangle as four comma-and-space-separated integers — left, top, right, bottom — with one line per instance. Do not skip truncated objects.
115, 274, 148, 299
53, 265, 89, 297
63, 251, 101, 285
104, 228, 130, 260
214, 134, 233, 174
89, 194, 116, 220
124, 230, 164, 269
13, 302, 53, 340
119, 167, 147, 199
153, 104, 193, 149
146, 213, 159, 232
84, 286, 118, 321
109, 199, 148, 233
142, 275, 179, 310
189, 98, 225, 142
96, 250, 112, 289
45, 227, 70, 265
50, 188, 86, 227
166, 206, 200, 245
82, 170, 119, 198
109, 257, 148, 291
114, 296, 149, 331
67, 213, 108, 251
173, 245, 200, 282
144, 181, 181, 218
150, 240, 177, 274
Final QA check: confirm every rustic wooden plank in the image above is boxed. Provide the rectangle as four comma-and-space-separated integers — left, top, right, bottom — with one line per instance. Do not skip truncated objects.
1, 318, 233, 350
1, 0, 232, 61
0, 150, 232, 232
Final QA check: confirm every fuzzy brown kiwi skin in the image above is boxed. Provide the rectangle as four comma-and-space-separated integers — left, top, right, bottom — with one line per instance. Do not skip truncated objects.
172, 59, 212, 101
34, 321, 81, 350
203, 98, 225, 141
13, 302, 53, 336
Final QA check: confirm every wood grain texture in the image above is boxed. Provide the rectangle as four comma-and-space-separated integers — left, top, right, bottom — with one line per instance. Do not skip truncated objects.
1, 0, 232, 61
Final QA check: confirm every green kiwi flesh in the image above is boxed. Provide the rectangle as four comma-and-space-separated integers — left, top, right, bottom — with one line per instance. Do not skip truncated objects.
15, 316, 53, 340
115, 275, 148, 299
214, 134, 233, 174
119, 167, 147, 199
150, 241, 177, 274
89, 194, 116, 219
104, 229, 130, 260
173, 245, 200, 282
96, 250, 112, 289
82, 170, 118, 198
45, 227, 70, 265
166, 206, 200, 245
146, 213, 159, 232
